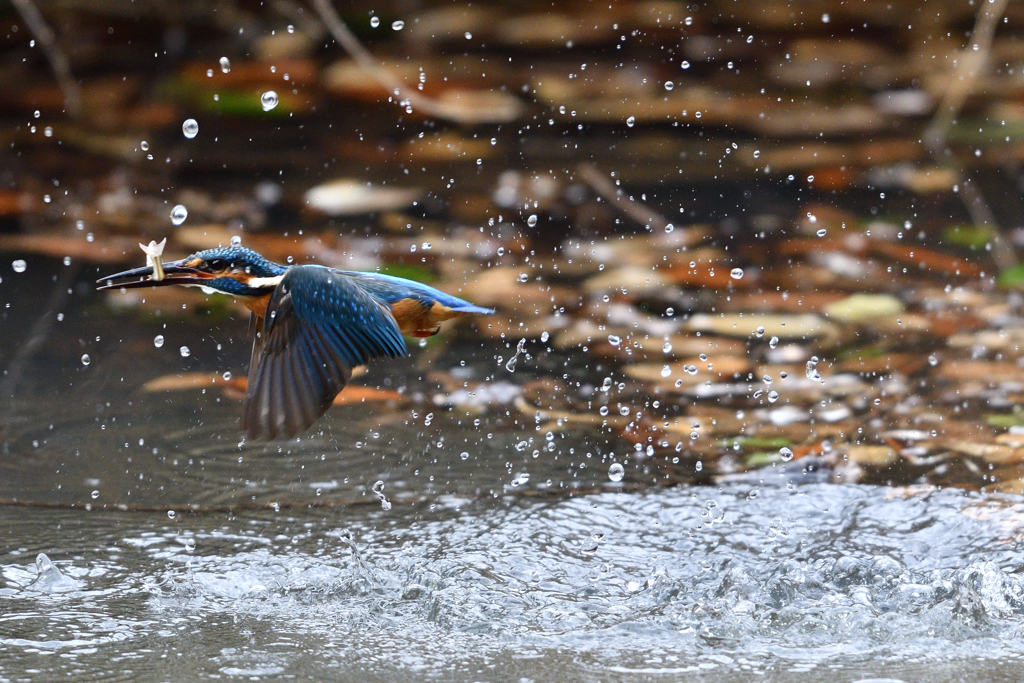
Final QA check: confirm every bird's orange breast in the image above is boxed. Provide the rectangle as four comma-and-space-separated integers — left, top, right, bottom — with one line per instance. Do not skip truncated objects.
241, 292, 273, 318
391, 298, 463, 337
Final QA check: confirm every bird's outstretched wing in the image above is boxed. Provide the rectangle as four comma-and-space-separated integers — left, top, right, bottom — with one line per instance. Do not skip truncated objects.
244, 267, 407, 440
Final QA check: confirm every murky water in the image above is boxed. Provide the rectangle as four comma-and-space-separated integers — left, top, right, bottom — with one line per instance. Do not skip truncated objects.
3, 261, 1024, 682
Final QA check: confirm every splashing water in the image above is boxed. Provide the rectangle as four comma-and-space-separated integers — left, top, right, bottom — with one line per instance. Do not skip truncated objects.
371, 480, 392, 511
806, 356, 822, 382
505, 338, 527, 372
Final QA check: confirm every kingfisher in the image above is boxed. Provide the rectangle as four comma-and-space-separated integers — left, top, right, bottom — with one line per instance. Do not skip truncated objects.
97, 246, 493, 440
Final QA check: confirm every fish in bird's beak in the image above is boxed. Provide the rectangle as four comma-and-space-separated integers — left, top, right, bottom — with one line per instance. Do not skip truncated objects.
96, 259, 216, 290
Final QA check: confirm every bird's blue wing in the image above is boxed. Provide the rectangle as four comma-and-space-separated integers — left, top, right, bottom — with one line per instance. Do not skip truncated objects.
339, 270, 495, 314
243, 267, 407, 440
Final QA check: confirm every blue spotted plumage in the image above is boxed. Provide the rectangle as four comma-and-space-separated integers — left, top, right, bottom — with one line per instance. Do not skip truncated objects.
98, 247, 494, 439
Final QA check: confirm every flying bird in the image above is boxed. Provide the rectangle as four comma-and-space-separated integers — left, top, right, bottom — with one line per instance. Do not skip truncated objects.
98, 247, 493, 440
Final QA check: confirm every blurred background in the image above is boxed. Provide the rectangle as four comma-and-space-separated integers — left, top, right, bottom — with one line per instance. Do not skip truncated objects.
4, 2, 1024, 681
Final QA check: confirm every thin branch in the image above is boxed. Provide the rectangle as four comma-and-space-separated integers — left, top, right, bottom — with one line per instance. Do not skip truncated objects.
308, 0, 522, 124
924, 0, 1009, 152
576, 163, 672, 232
10, 0, 81, 117
922, 0, 1015, 271
0, 263, 79, 402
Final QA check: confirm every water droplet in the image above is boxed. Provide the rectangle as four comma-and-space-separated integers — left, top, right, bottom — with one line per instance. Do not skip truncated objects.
167, 510, 176, 519
526, 214, 538, 227
179, 346, 190, 358
170, 204, 188, 226
769, 336, 779, 349
230, 235, 242, 248
618, 405, 631, 416
80, 354, 90, 366
681, 60, 690, 69
779, 447, 794, 462
608, 463, 625, 482
805, 356, 821, 382
816, 228, 827, 237
12, 259, 26, 273
257, 90, 280, 114
371, 480, 392, 510
730, 268, 744, 279
755, 326, 765, 338
370, 16, 380, 28
662, 342, 672, 353
928, 354, 938, 366
608, 335, 622, 346
184, 538, 196, 552
90, 490, 99, 499
182, 118, 199, 139
219, 56, 231, 73
660, 365, 671, 378
517, 272, 529, 283
459, 451, 470, 460
505, 338, 527, 372
140, 140, 149, 151
664, 81, 674, 91
154, 335, 164, 348
540, 331, 549, 343
511, 472, 530, 487
222, 371, 232, 381
767, 390, 779, 403
391, 20, 405, 30
626, 116, 635, 127
599, 406, 609, 416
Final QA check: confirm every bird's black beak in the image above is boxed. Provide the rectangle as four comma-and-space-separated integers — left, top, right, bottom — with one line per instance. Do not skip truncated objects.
96, 259, 215, 290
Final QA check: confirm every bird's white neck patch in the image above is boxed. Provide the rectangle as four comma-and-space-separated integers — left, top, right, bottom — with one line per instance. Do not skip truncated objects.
246, 274, 285, 289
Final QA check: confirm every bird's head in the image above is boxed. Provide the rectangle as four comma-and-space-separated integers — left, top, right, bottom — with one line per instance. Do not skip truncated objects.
98, 246, 287, 297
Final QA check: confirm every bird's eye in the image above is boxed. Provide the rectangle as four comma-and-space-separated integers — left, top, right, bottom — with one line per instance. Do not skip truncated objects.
208, 259, 227, 271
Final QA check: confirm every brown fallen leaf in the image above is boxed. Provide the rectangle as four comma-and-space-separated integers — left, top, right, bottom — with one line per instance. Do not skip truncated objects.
838, 353, 926, 376
143, 369, 391, 408
662, 263, 755, 289
142, 372, 229, 392
843, 444, 899, 467
624, 356, 750, 385
938, 361, 1024, 384
869, 241, 982, 277
331, 386, 410, 406
0, 190, 31, 217
932, 439, 1023, 465
181, 59, 318, 87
